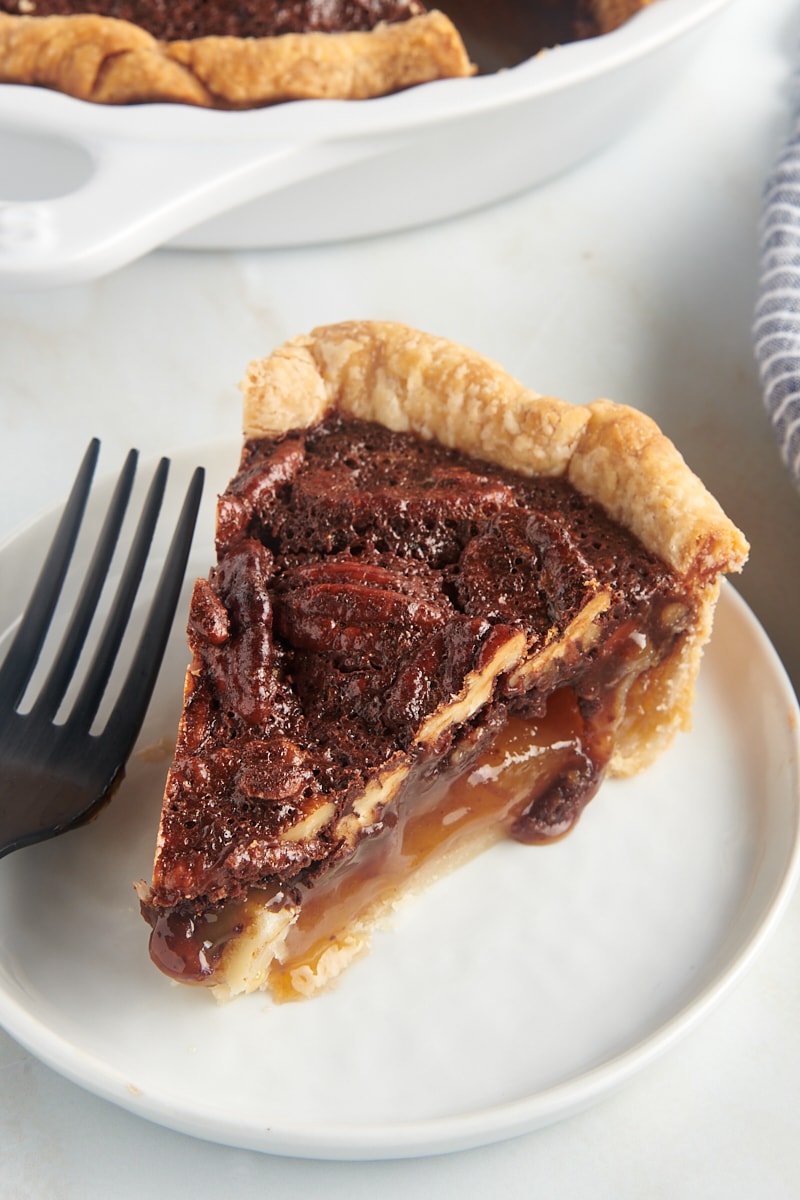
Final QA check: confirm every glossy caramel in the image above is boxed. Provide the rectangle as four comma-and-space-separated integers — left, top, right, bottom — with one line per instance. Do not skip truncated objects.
145, 687, 612, 998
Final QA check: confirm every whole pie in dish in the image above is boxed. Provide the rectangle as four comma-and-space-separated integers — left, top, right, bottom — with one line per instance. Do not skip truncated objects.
0, 0, 654, 108
136, 321, 748, 1003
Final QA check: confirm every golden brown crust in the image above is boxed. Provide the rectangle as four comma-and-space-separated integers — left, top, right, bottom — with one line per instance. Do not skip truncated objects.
0, 9, 474, 107
240, 320, 749, 579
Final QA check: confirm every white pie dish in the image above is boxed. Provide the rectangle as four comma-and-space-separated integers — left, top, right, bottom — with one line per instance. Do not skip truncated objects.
0, 0, 732, 287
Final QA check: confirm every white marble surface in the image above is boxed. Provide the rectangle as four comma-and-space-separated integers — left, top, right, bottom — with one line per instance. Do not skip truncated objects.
1, 0, 799, 1194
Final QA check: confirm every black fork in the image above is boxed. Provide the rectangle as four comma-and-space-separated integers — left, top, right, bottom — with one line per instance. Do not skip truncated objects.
0, 440, 204, 858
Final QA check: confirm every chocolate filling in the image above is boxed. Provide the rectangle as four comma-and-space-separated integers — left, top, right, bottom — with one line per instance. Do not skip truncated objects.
140, 413, 695, 993
0, 0, 428, 41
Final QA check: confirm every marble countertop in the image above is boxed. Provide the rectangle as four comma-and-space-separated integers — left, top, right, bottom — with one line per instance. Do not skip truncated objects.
1, 0, 799, 1194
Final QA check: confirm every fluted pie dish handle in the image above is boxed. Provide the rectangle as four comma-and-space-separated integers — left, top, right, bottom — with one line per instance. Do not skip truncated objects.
0, 128, 372, 289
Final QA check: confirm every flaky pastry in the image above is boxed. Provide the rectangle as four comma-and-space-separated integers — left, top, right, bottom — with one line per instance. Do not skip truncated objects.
0, 8, 473, 107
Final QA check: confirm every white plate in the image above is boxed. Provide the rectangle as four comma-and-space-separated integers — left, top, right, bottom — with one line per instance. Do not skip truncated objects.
0, 441, 798, 1161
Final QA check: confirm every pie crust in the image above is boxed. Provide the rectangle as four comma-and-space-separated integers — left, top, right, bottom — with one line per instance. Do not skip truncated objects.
138, 321, 747, 1003
0, 8, 474, 107
0, 0, 656, 109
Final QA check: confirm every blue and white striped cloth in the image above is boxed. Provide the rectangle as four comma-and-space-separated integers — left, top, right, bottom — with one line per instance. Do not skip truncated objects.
754, 98, 800, 490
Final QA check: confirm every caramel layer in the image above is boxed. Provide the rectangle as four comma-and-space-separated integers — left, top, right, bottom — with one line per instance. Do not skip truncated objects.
143, 687, 614, 999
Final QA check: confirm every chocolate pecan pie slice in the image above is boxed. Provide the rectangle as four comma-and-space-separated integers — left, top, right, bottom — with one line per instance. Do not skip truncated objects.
0, 1, 653, 108
136, 322, 747, 1002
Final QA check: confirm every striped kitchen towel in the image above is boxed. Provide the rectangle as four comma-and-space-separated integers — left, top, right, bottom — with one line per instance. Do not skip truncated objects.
754, 92, 800, 490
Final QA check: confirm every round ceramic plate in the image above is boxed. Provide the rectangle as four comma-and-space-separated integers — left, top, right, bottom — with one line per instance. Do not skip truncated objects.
0, 442, 798, 1160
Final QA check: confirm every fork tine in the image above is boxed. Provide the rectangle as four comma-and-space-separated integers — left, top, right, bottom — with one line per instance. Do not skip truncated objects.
103, 464, 205, 750
30, 448, 139, 724
67, 457, 170, 732
0, 438, 100, 711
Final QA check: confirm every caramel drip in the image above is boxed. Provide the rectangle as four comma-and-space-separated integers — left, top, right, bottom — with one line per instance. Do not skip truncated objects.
145, 687, 611, 996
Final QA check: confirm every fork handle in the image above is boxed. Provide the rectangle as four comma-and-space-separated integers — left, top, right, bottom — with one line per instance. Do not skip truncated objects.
0, 438, 99, 713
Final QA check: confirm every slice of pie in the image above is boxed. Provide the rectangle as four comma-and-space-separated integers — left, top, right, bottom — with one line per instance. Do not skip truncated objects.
136, 321, 748, 1003
0, 0, 653, 109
